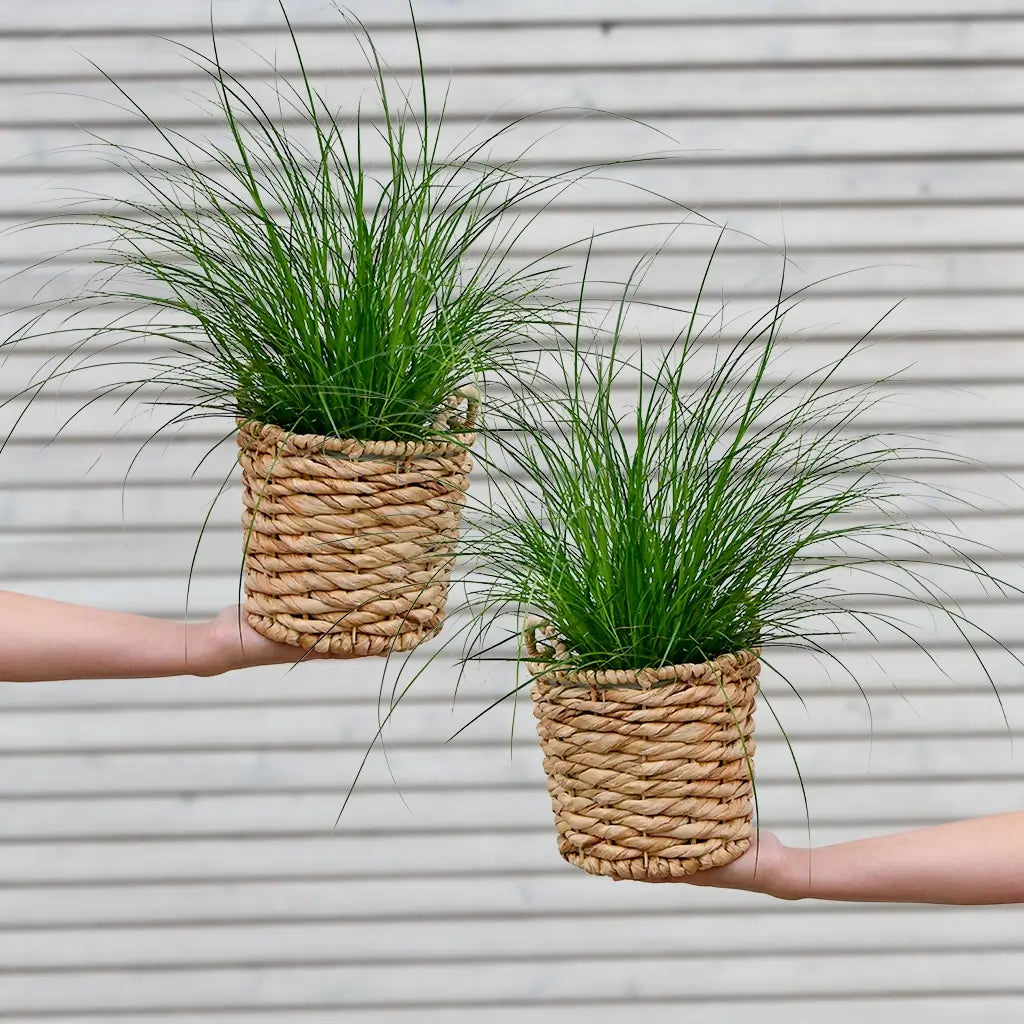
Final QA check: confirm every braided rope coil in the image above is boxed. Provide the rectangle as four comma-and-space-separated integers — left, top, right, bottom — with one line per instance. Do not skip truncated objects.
236, 389, 478, 657
525, 618, 758, 881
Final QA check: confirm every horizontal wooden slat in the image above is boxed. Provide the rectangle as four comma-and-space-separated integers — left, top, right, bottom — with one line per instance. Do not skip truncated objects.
0, 444, 1017, 520
2, 362, 1023, 428
1, 639, 1022, 707
0, 903, 1018, 959
5, 3, 1024, 34
4, 488, 1023, 533
5, 520, 1024, 588
11, 148, 1024, 177
7, 68, 1024, 131
0, 777, 1021, 843
2, 565, 1023, 633
0, 690, 1018, 753
2, 388, 1021, 441
6, 207, 1024, 265
0, 874, 1018, 933
6, 347, 1024, 404
1, 747, 1020, 801
4, 248, 1024, 312
5, 113, 1024, 176
10, 18, 1024, 77
0, 818, 1004, 885
1, 950, 1023, 1013
4, 999, 1017, 1024
1, 503, 1020, 558
16, 91, 1024, 152
0, 435, 1017, 491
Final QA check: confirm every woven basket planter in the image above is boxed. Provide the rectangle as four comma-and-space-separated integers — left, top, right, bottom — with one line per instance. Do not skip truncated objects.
236, 389, 478, 657
526, 619, 759, 881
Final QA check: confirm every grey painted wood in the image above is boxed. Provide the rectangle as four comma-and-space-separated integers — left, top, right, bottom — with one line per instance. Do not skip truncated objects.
1, 2, 1022, 1021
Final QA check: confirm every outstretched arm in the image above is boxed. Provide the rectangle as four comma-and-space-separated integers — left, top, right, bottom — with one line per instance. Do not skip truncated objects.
681, 815, 1024, 905
0, 591, 333, 681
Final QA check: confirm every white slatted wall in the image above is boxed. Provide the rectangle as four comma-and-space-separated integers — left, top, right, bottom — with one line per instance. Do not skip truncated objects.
2, 1, 1024, 1021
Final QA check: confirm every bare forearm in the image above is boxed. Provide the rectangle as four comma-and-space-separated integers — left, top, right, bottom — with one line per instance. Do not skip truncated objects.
0, 591, 220, 681
778, 814, 1024, 904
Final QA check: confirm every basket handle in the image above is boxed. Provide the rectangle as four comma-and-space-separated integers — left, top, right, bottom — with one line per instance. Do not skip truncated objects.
455, 384, 481, 432
434, 384, 480, 434
524, 610, 548, 659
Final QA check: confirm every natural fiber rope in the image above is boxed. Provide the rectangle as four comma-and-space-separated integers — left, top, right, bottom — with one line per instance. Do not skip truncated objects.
525, 618, 758, 881
236, 389, 478, 657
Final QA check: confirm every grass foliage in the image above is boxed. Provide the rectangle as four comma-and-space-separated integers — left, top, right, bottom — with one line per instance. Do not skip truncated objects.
458, 243, 1016, 679
34, 2, 588, 441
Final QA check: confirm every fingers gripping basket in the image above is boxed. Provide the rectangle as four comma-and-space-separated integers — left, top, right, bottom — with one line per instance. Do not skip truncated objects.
526, 619, 759, 881
236, 389, 478, 657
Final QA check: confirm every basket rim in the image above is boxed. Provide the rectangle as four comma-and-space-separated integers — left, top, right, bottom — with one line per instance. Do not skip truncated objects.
235, 385, 479, 459
522, 616, 760, 691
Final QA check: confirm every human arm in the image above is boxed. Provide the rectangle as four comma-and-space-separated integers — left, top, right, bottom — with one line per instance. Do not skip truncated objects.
680, 816, 1024, 905
0, 591, 334, 681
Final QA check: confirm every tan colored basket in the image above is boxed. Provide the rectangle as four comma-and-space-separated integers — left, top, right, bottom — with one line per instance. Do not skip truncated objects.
236, 388, 478, 657
525, 618, 758, 881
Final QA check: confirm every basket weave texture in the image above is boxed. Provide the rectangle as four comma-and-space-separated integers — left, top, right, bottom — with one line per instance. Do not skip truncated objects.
526, 620, 758, 881
236, 390, 477, 657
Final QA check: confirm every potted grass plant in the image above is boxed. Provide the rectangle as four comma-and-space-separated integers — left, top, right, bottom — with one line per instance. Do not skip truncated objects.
455, 245, 1015, 881
23, 4, 594, 656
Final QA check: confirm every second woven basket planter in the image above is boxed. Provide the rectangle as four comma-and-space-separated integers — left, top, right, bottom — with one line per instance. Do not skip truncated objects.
526, 619, 758, 881
236, 389, 478, 657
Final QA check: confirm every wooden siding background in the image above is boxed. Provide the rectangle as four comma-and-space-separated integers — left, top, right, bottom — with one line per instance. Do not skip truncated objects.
1, 1, 1024, 1021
